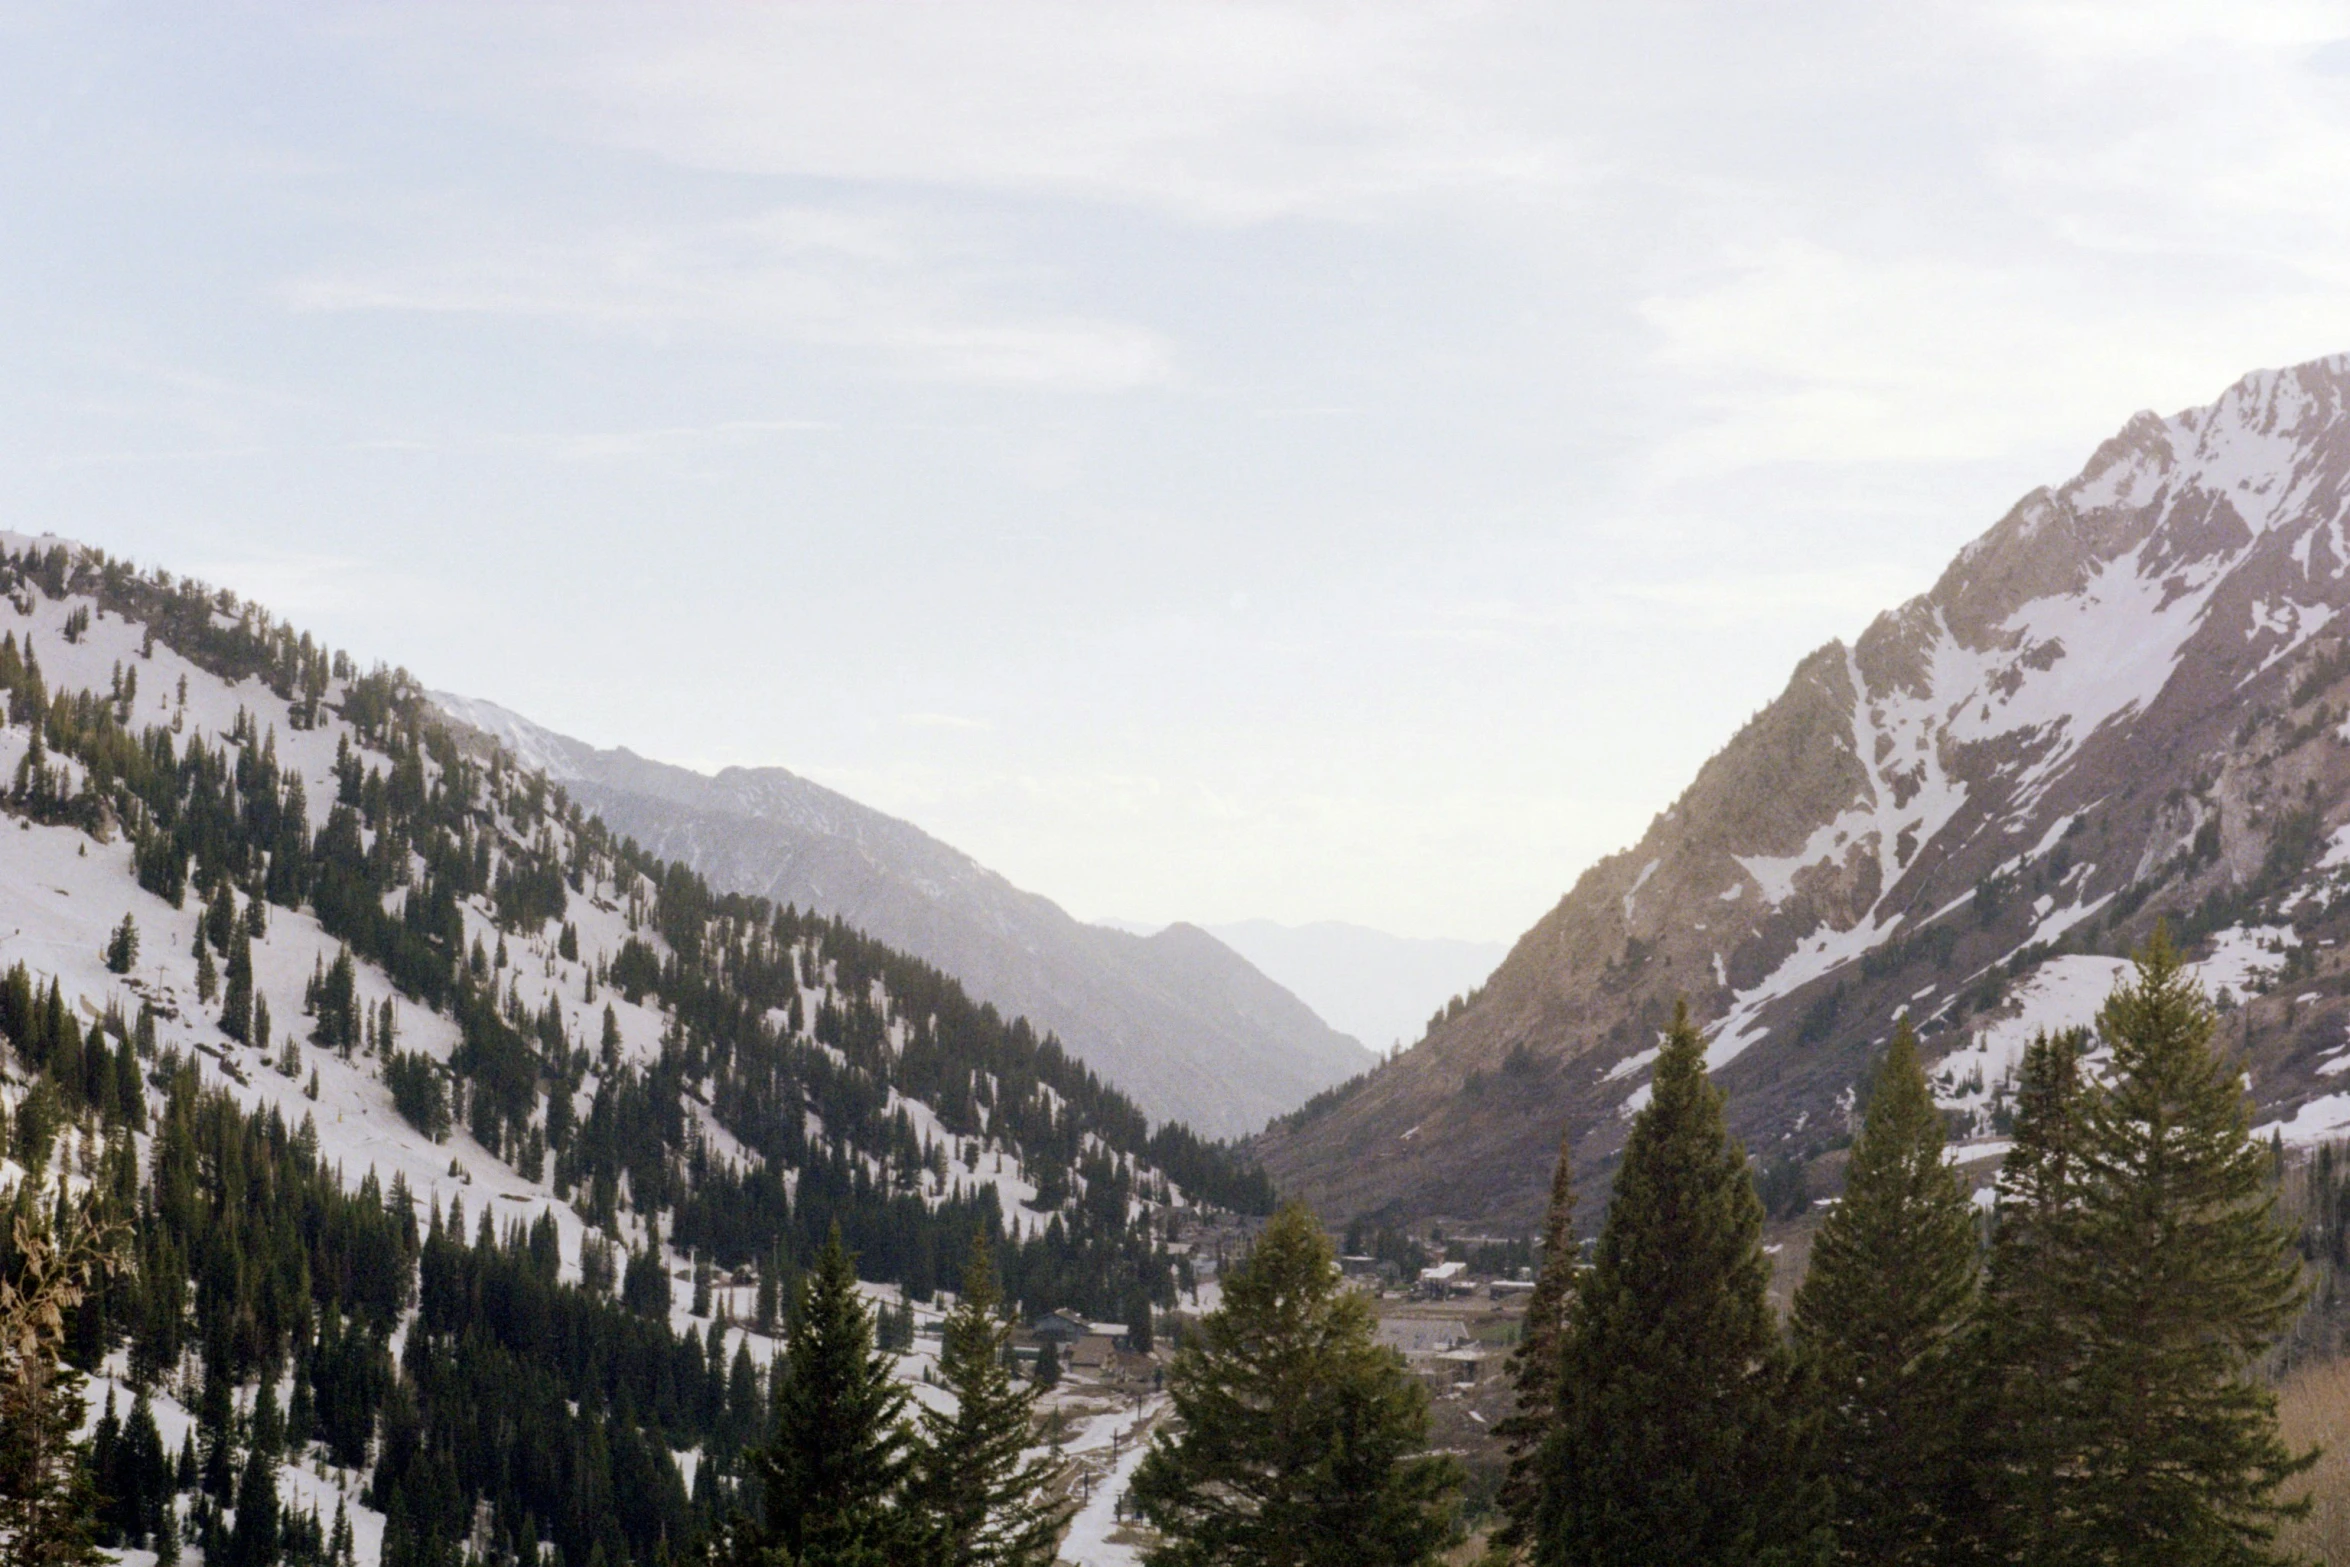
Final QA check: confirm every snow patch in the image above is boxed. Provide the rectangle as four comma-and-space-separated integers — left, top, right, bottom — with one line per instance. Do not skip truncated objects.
2198, 923, 2297, 999
1622, 858, 1659, 923
1707, 911, 1900, 1070
1602, 1046, 1659, 1084
2261, 1094, 2350, 1146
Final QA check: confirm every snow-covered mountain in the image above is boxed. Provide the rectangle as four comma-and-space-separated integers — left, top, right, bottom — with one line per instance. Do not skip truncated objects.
0, 535, 1255, 1566
1259, 352, 2350, 1229
426, 695, 1374, 1139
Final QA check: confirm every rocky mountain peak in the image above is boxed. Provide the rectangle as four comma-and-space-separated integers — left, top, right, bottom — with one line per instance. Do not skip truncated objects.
1260, 352, 2350, 1230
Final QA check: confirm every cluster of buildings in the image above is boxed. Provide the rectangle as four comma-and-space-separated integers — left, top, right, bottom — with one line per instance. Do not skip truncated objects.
1339, 1238, 1544, 1392
1373, 1313, 1498, 1388
1017, 1309, 1156, 1382
1338, 1251, 1539, 1302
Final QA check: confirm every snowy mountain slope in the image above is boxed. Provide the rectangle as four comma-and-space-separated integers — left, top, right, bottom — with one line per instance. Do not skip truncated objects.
427, 694, 1374, 1139
0, 534, 1247, 1567
1258, 352, 2350, 1229
0, 545, 1038, 1240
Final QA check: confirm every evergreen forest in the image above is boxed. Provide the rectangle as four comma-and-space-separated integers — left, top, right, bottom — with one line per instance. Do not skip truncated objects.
0, 542, 1269, 1567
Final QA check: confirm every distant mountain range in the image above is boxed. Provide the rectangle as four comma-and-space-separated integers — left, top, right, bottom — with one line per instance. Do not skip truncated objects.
429, 696, 1375, 1139
1135, 920, 1506, 1057
1258, 352, 2350, 1229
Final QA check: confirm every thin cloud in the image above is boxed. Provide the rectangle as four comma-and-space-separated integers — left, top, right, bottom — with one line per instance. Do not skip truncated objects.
286, 210, 1173, 392
430, 2, 1584, 226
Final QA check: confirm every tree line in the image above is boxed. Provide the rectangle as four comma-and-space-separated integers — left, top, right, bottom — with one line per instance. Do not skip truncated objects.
1490, 931, 2309, 1565
876, 930, 2308, 1566
1104, 931, 2316, 1565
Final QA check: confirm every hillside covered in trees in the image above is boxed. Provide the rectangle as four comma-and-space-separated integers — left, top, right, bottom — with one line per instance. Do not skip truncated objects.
0, 535, 1270, 1567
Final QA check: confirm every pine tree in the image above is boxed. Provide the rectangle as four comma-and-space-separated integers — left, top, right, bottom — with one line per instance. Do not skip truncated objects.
88, 1389, 121, 1546
285, 1359, 314, 1458
907, 1236, 1070, 1567
205, 880, 236, 955
1789, 1022, 1976, 1565
194, 938, 218, 1005
1493, 1130, 1577, 1557
1968, 1025, 2096, 1560
114, 1387, 168, 1548
755, 1261, 780, 1337
222, 925, 254, 1043
11, 1078, 58, 1181
2065, 933, 2312, 1562
717, 1227, 912, 1567
1126, 1287, 1156, 1354
1537, 1004, 1814, 1566
1131, 1203, 1461, 1567
224, 1439, 279, 1567
250, 1381, 284, 1462
197, 1357, 236, 1501
102, 915, 138, 976
622, 1246, 671, 1319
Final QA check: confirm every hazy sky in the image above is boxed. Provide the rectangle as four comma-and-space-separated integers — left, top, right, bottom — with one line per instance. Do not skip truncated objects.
6, 3, 2350, 941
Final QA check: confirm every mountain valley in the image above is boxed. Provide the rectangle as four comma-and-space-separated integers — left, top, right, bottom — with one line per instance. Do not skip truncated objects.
24, 355, 2350, 1562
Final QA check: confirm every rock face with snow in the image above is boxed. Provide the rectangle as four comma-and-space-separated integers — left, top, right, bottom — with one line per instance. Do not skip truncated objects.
426, 695, 1374, 1140
1258, 353, 2350, 1229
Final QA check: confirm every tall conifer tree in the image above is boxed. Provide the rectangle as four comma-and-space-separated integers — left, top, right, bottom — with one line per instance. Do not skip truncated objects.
1493, 1130, 1576, 1556
1790, 1022, 1975, 1564
719, 1227, 911, 1567
1537, 1004, 1813, 1566
1968, 1025, 2096, 1560
907, 1236, 1069, 1567
2066, 934, 2311, 1562
224, 1442, 278, 1567
1132, 1203, 1461, 1567
222, 926, 254, 1044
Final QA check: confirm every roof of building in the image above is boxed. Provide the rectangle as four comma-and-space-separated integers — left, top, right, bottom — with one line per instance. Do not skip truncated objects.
1374, 1317, 1466, 1355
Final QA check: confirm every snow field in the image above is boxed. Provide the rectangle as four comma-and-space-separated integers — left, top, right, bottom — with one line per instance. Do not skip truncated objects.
0, 561, 1202, 1567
